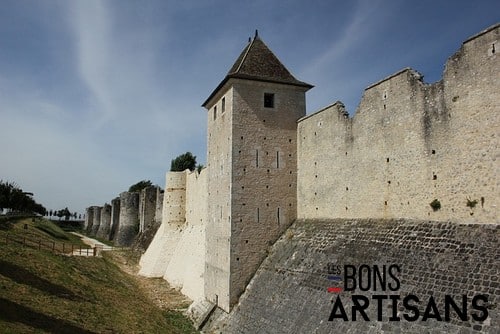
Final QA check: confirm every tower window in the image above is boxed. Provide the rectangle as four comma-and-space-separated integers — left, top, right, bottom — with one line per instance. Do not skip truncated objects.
213, 106, 217, 120
264, 93, 275, 108
221, 97, 225, 114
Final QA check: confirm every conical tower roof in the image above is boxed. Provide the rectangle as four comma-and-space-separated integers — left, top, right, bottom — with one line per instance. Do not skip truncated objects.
203, 31, 313, 107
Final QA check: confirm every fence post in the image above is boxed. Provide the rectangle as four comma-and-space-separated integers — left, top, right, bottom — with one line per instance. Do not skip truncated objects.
52, 241, 55, 252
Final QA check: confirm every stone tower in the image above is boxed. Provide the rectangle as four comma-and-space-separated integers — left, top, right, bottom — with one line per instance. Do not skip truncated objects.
202, 31, 313, 311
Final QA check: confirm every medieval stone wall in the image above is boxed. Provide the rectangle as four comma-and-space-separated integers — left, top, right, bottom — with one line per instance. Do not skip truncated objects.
96, 203, 111, 239
84, 206, 94, 232
155, 187, 164, 224
114, 191, 139, 246
139, 172, 186, 277
90, 206, 101, 237
139, 186, 158, 233
297, 25, 498, 224
109, 197, 120, 241
139, 24, 498, 330
205, 85, 234, 310
228, 80, 307, 309
139, 169, 207, 302
164, 169, 208, 301
85, 186, 163, 245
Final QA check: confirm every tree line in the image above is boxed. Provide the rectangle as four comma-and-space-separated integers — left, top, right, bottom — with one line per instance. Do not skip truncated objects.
0, 180, 46, 215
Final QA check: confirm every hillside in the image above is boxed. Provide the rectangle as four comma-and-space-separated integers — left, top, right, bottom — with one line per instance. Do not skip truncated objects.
0, 217, 197, 333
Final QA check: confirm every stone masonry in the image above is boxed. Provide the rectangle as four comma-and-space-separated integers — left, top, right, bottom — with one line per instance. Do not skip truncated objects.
140, 169, 207, 301
138, 24, 498, 331
89, 206, 101, 237
109, 197, 120, 241
85, 187, 163, 246
203, 31, 312, 312
205, 219, 499, 333
139, 186, 158, 233
96, 203, 111, 239
298, 24, 498, 224
113, 191, 139, 246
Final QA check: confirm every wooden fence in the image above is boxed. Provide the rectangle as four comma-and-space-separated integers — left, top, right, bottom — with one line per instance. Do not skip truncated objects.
1, 234, 119, 256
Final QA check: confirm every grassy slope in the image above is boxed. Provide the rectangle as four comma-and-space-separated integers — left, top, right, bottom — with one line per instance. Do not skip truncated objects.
0, 218, 197, 334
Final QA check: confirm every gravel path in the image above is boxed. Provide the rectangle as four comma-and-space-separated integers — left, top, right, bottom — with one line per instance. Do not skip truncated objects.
70, 232, 116, 256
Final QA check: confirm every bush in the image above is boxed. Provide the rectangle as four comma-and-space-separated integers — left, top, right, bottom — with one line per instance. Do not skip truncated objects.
466, 198, 478, 208
430, 199, 441, 211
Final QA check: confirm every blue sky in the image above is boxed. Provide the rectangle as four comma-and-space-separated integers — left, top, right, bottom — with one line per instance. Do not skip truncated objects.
0, 0, 498, 214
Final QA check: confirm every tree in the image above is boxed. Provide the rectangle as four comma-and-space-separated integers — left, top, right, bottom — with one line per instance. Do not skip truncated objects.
0, 181, 17, 211
170, 152, 197, 172
0, 180, 46, 215
128, 180, 153, 193
62, 208, 71, 220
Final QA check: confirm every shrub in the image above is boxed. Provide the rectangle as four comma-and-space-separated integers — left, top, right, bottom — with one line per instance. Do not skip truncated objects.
430, 199, 441, 211
466, 198, 478, 208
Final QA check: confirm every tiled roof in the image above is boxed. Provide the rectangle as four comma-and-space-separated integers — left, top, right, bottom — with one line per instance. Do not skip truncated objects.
203, 32, 313, 107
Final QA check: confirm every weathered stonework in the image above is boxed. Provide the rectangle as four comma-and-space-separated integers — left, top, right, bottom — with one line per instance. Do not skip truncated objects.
298, 24, 498, 223
205, 219, 499, 333
96, 203, 111, 239
89, 206, 101, 237
138, 24, 499, 331
203, 35, 311, 312
84, 188, 161, 245
139, 169, 207, 301
114, 191, 139, 246
84, 206, 94, 232
139, 171, 186, 277
155, 187, 164, 224
163, 169, 207, 301
109, 197, 120, 241
139, 186, 158, 233
133, 187, 164, 251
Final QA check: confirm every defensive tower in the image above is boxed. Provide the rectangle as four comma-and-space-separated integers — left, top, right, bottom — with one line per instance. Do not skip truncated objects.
202, 31, 313, 311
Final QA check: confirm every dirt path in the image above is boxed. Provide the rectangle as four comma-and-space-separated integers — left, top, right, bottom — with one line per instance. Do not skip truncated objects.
106, 250, 192, 311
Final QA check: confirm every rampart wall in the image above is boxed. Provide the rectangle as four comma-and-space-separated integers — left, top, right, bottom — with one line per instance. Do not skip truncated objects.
155, 187, 164, 224
138, 24, 498, 331
85, 186, 163, 246
109, 197, 120, 240
140, 169, 207, 302
90, 206, 101, 236
164, 169, 207, 301
114, 191, 139, 246
298, 25, 498, 223
139, 186, 158, 233
139, 171, 186, 277
96, 203, 111, 239
84, 206, 94, 232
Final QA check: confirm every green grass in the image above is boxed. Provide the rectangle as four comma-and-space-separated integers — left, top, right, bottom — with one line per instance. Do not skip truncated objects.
0, 218, 198, 333
34, 219, 70, 240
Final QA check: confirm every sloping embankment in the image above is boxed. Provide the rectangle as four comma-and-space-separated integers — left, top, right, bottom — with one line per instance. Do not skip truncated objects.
205, 219, 499, 333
